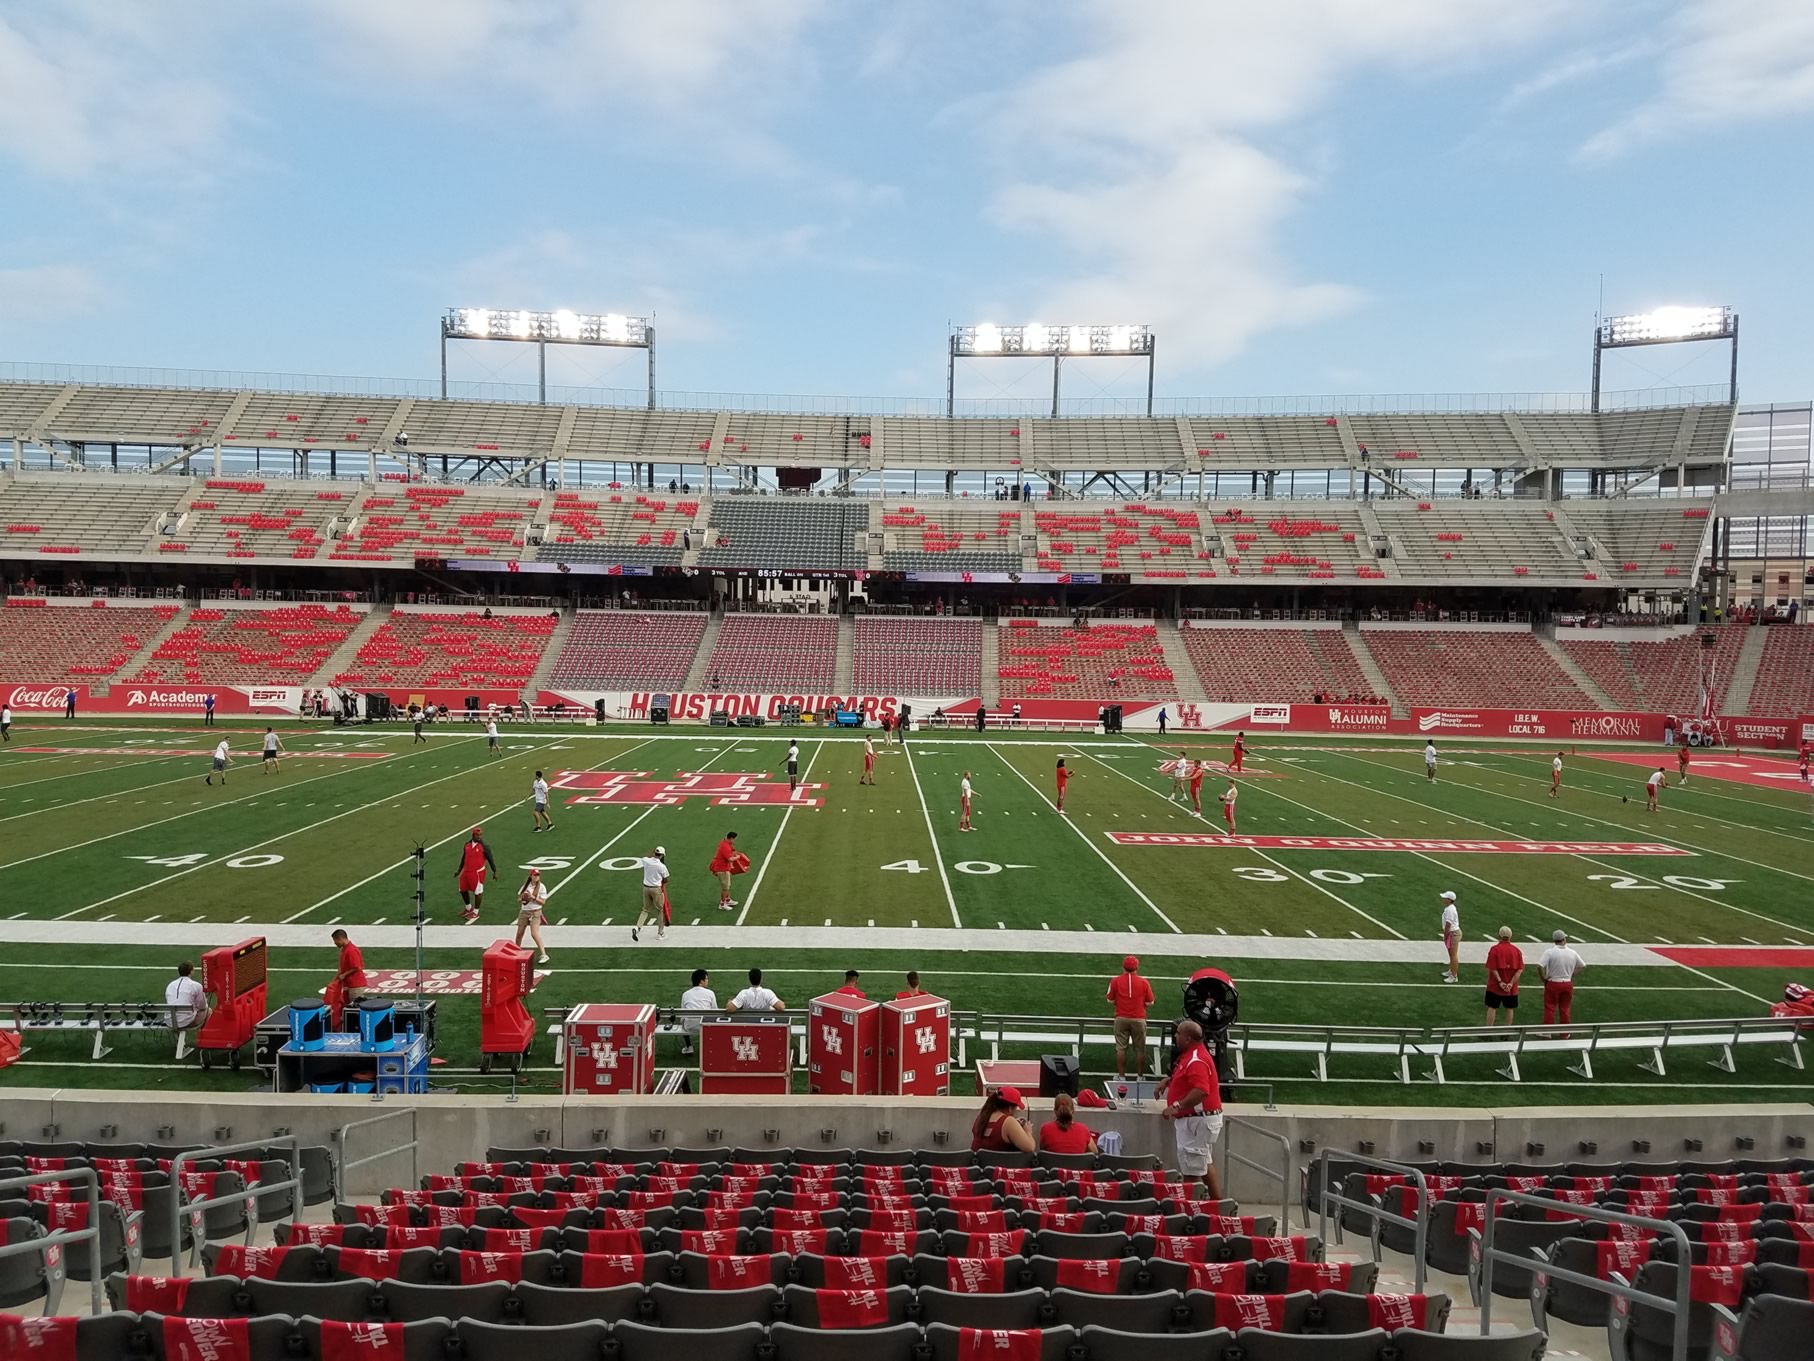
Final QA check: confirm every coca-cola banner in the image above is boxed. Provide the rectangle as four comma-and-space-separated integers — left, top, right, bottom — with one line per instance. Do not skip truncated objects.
3, 683, 301, 714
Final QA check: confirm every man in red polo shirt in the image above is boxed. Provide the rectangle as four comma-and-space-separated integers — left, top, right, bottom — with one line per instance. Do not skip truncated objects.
1484, 925, 1524, 1026
331, 929, 368, 1007
1161, 1018, 1223, 1199
1106, 955, 1155, 1080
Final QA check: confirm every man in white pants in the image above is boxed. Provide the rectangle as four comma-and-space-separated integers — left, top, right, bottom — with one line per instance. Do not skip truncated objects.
631, 846, 669, 942
1160, 1018, 1224, 1201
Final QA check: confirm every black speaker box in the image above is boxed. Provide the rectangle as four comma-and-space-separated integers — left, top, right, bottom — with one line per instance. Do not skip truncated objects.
1039, 1054, 1080, 1096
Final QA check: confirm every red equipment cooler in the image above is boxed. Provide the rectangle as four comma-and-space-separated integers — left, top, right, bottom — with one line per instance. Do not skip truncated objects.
196, 936, 267, 1068
880, 994, 952, 1096
808, 992, 880, 1095
699, 1017, 793, 1094
480, 940, 538, 1071
563, 1003, 657, 1095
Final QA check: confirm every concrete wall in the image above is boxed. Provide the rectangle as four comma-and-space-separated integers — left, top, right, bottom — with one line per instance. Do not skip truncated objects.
5, 1089, 1808, 1210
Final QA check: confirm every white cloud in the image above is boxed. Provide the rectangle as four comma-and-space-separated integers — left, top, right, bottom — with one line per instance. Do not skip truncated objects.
1501, 41, 1655, 109
0, 264, 105, 322
974, 0, 1573, 372
0, 7, 236, 186
298, 0, 828, 113
1580, 0, 1814, 159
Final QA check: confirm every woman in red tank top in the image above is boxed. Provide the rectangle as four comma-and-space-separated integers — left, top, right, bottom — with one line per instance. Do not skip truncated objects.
970, 1087, 1036, 1153
1038, 1092, 1097, 1155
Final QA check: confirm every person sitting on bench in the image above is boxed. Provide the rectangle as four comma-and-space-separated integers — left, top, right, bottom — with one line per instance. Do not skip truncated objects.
165, 961, 211, 1052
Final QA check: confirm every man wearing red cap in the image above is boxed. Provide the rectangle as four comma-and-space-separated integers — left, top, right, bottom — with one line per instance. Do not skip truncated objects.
1162, 1018, 1224, 1200
456, 827, 497, 925
1106, 955, 1155, 1081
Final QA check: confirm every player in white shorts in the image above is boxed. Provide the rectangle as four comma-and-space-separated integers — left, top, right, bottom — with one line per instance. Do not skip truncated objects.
1424, 741, 1438, 783
1645, 766, 1665, 811
1169, 751, 1191, 801
515, 868, 550, 962
959, 772, 975, 831
261, 727, 284, 775
530, 771, 553, 832
1549, 752, 1563, 798
486, 717, 501, 758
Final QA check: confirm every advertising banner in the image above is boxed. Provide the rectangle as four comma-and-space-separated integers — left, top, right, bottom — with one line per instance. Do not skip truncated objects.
1410, 707, 1668, 742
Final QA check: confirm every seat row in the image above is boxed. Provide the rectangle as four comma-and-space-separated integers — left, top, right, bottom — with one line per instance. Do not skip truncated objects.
94, 1275, 1454, 1337
477, 1146, 1164, 1171
0, 1313, 1550, 1361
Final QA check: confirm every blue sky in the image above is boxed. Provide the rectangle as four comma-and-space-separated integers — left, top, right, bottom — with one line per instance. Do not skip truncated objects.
2, 0, 1811, 409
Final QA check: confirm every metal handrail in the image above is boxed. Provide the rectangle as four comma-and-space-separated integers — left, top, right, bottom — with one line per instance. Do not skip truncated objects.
1478, 1187, 1693, 1361
335, 1108, 419, 1203
1222, 1116, 1291, 1233
1315, 1149, 1430, 1293
0, 1167, 103, 1314
167, 1135, 300, 1274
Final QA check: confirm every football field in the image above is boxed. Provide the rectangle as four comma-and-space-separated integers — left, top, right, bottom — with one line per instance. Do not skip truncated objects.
1, 715, 1810, 1106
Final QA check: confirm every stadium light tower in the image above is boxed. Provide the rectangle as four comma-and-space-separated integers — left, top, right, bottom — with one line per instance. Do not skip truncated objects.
948, 323, 1156, 417
1592, 305, 1737, 412
440, 308, 656, 407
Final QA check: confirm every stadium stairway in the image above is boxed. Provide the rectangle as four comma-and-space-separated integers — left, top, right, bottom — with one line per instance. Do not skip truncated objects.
120, 606, 203, 676
1341, 622, 1403, 716
834, 615, 854, 692
682, 611, 726, 692
311, 604, 391, 688
1722, 624, 1769, 716
980, 619, 1000, 707
1537, 631, 1615, 710
1157, 623, 1207, 702
524, 608, 579, 700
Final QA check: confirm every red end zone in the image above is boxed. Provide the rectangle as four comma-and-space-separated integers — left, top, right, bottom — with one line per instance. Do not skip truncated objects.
1106, 833, 1691, 854
1592, 751, 1813, 792
1654, 947, 1814, 970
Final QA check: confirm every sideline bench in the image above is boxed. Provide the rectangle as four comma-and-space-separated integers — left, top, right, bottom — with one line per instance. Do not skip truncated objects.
0, 1001, 196, 1061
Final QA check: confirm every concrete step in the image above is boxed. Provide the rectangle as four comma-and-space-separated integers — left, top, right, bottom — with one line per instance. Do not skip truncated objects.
1158, 622, 1207, 701
1537, 631, 1612, 708
980, 619, 1001, 708
1722, 624, 1769, 716
1341, 623, 1404, 717
524, 608, 580, 701
311, 603, 391, 688
683, 611, 726, 692
834, 613, 854, 692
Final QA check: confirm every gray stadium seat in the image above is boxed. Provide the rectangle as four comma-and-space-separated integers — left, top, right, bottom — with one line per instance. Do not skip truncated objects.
1032, 1230, 1129, 1260
380, 1279, 512, 1324
324, 1245, 442, 1283
1026, 1256, 1144, 1293
103, 1273, 243, 1318
456, 1318, 610, 1361
1, 1313, 145, 1361
237, 1277, 377, 1323
1078, 1325, 1235, 1361
1713, 1295, 1814, 1361
1610, 1260, 1754, 1361
1313, 1291, 1452, 1335
614, 1321, 766, 1361
648, 1281, 781, 1327
771, 1321, 923, 1361
201, 1242, 322, 1280
1184, 1289, 1315, 1334
1531, 1238, 1621, 1327
1465, 1220, 1576, 1304
514, 1281, 643, 1327
1257, 1261, 1378, 1296
1391, 1329, 1548, 1360
674, 1250, 791, 1289
295, 1316, 453, 1361
1048, 1286, 1186, 1332
0, 1217, 53, 1309
1235, 1331, 1388, 1361
916, 1287, 1048, 1329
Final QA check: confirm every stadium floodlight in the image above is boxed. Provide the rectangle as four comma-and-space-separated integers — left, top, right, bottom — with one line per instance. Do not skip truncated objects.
1591, 304, 1737, 411
948, 323, 1156, 415
440, 307, 656, 407
1598, 306, 1734, 347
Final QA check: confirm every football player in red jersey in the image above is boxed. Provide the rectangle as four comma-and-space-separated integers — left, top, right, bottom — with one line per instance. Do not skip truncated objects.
1055, 757, 1070, 813
456, 827, 498, 924
1230, 732, 1245, 774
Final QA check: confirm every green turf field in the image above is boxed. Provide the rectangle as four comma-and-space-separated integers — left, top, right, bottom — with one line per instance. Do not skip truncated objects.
0, 715, 1809, 1106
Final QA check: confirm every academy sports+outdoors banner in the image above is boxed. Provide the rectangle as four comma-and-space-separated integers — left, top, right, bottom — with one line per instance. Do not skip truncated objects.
2, 683, 525, 715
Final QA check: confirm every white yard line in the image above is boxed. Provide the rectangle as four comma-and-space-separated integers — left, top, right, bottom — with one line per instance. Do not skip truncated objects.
1077, 749, 1405, 940
902, 739, 963, 928
285, 738, 659, 925
58, 740, 569, 922
987, 742, 1180, 934
1319, 752, 1812, 940
737, 740, 825, 924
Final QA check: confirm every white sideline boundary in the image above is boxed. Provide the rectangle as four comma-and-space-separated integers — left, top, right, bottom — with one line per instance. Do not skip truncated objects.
0, 917, 1730, 965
